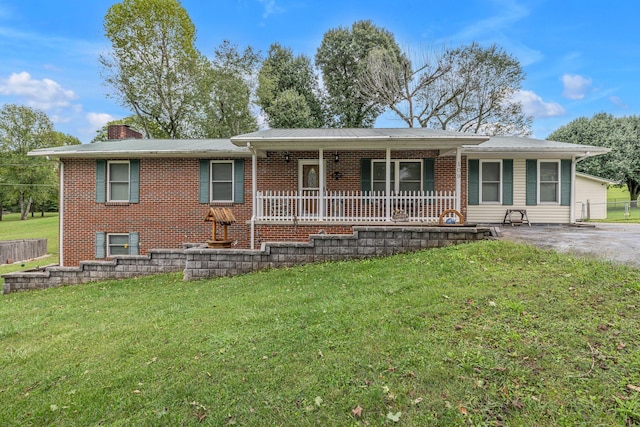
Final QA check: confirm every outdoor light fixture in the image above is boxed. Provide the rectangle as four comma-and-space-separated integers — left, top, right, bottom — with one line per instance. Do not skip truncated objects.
284, 152, 290, 162
332, 171, 343, 180
335, 151, 339, 162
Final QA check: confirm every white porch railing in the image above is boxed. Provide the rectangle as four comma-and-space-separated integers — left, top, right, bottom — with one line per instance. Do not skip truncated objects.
256, 190, 457, 222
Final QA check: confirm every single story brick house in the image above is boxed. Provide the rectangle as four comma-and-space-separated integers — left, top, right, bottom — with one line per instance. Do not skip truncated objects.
30, 126, 609, 266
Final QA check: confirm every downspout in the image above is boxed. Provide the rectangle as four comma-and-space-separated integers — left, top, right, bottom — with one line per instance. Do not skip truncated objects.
386, 148, 391, 220
318, 148, 324, 221
58, 160, 64, 266
455, 147, 461, 213
248, 143, 257, 249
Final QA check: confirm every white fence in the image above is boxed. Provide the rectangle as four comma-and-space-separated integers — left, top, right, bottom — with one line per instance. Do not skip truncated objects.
256, 190, 457, 222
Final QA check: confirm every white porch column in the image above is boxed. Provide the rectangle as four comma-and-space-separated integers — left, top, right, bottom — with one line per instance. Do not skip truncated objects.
386, 148, 391, 220
570, 156, 576, 223
318, 149, 325, 221
59, 161, 64, 266
455, 146, 462, 212
250, 144, 257, 249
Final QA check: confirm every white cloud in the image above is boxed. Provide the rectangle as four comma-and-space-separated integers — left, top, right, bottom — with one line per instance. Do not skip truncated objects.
609, 96, 628, 109
561, 74, 592, 100
86, 112, 115, 130
0, 71, 77, 110
513, 90, 565, 118
257, 0, 284, 18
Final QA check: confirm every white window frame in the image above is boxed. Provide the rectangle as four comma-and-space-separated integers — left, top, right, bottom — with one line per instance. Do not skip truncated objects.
538, 160, 560, 204
107, 233, 130, 256
107, 160, 130, 202
479, 160, 502, 204
371, 160, 423, 193
210, 160, 234, 203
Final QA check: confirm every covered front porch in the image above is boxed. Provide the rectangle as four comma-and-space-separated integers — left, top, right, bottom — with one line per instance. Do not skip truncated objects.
231, 128, 489, 249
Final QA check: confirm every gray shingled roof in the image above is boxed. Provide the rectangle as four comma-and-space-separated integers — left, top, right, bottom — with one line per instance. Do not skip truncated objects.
232, 127, 488, 140
463, 136, 610, 156
29, 138, 252, 158
231, 127, 488, 150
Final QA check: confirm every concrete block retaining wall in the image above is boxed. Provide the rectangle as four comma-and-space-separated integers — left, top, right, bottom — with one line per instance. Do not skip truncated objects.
2, 226, 491, 294
184, 226, 491, 280
0, 239, 48, 264
2, 249, 186, 294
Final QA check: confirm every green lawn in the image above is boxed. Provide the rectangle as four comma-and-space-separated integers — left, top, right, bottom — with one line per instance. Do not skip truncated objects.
603, 186, 640, 222
0, 213, 59, 280
1, 241, 639, 426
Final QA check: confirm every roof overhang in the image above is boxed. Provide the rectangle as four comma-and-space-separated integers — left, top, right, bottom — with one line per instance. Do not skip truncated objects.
461, 136, 611, 159
232, 128, 489, 151
28, 139, 262, 159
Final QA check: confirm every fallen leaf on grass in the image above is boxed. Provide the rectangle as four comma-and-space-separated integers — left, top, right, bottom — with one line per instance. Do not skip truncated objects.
628, 384, 640, 393
458, 405, 468, 415
387, 411, 402, 422
314, 396, 323, 406
412, 397, 423, 405
351, 405, 363, 418
133, 390, 141, 394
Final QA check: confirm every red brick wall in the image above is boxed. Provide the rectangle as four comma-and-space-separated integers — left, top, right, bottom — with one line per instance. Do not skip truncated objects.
60, 150, 466, 266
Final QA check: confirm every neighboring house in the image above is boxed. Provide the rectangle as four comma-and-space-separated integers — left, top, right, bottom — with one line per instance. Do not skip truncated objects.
574, 172, 615, 220
30, 126, 609, 266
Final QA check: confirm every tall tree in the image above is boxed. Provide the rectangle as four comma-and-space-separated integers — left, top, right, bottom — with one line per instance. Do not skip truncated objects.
0, 104, 79, 220
315, 20, 405, 128
549, 113, 640, 201
257, 43, 326, 128
100, 0, 205, 138
359, 42, 531, 135
196, 40, 260, 137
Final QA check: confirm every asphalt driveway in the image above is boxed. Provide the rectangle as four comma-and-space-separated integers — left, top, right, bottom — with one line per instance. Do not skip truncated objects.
498, 223, 640, 268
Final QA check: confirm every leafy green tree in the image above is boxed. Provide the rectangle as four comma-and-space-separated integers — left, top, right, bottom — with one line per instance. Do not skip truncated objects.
315, 20, 405, 128
359, 42, 530, 135
0, 105, 79, 220
549, 113, 640, 201
196, 40, 260, 137
100, 0, 206, 138
257, 43, 325, 128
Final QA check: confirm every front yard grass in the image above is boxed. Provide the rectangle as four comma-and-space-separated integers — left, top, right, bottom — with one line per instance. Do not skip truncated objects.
1, 240, 639, 426
0, 213, 59, 282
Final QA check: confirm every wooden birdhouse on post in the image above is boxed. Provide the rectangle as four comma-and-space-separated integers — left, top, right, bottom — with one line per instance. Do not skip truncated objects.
204, 207, 236, 248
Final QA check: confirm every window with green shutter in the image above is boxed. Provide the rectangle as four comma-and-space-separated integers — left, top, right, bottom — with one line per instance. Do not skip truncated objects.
526, 159, 538, 206
199, 159, 245, 203
96, 160, 139, 203
468, 159, 479, 205
96, 232, 140, 258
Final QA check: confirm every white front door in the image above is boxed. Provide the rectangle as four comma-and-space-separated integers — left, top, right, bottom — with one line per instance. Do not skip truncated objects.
299, 160, 321, 216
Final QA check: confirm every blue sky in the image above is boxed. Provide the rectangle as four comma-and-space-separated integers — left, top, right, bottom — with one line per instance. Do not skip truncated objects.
0, 0, 638, 142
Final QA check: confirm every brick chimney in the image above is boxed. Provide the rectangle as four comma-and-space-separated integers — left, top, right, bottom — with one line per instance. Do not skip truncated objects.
107, 124, 143, 140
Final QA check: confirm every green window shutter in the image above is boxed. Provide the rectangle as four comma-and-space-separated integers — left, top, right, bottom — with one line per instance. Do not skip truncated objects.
129, 160, 140, 203
95, 232, 106, 259
360, 158, 371, 193
423, 158, 435, 193
468, 159, 479, 205
560, 159, 572, 206
526, 159, 538, 206
129, 232, 139, 255
502, 159, 513, 205
199, 160, 210, 203
233, 159, 245, 203
96, 160, 106, 203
